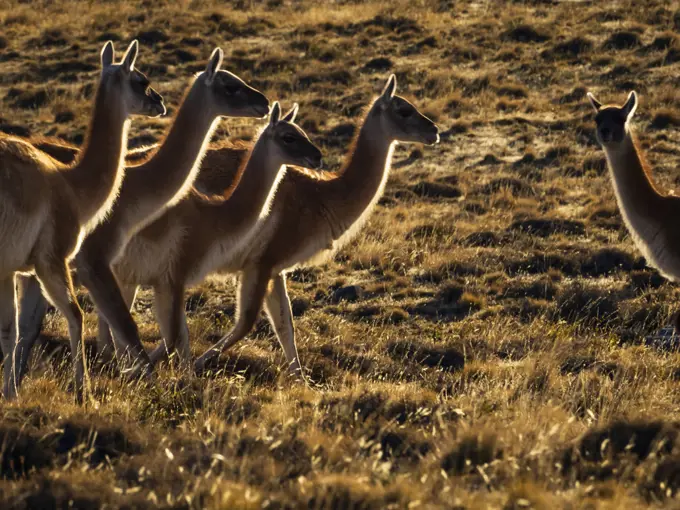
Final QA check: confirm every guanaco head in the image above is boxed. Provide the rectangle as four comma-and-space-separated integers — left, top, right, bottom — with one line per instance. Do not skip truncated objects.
587, 91, 637, 148
100, 40, 166, 118
197, 48, 270, 118
373, 74, 439, 145
260, 102, 323, 169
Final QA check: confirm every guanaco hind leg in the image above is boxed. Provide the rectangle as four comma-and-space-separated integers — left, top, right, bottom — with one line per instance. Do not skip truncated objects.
97, 282, 138, 367
264, 273, 304, 379
34, 261, 86, 403
194, 265, 270, 373
76, 253, 151, 379
149, 284, 190, 367
12, 275, 49, 391
0, 275, 18, 400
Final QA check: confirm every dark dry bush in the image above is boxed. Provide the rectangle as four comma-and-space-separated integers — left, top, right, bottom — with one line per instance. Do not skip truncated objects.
291, 297, 310, 316
561, 420, 680, 481
0, 123, 30, 137
387, 339, 465, 372
502, 277, 557, 300
496, 85, 528, 99
407, 289, 485, 322
368, 427, 431, 462
406, 224, 455, 241
135, 29, 168, 44
315, 344, 375, 375
554, 284, 619, 326
461, 201, 488, 215
476, 177, 535, 197
462, 231, 503, 247
409, 180, 463, 199
441, 434, 502, 475
588, 206, 622, 230
580, 248, 639, 276
543, 37, 593, 59
628, 269, 666, 292
330, 285, 364, 303
220, 397, 261, 425
29, 29, 68, 47
4, 476, 123, 510
1, 418, 140, 480
650, 109, 680, 129
559, 355, 619, 378
289, 480, 396, 510
509, 218, 585, 238
54, 110, 75, 124
503, 24, 550, 43
362, 57, 392, 71
558, 86, 587, 103
319, 391, 437, 431
503, 298, 551, 322
184, 291, 208, 312
603, 31, 641, 50
582, 155, 607, 175
0, 427, 51, 479
416, 261, 484, 283
9, 88, 49, 109
643, 457, 680, 499
55, 421, 141, 466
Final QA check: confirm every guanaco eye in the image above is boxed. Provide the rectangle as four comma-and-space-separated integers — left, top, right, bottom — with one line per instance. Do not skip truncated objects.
132, 79, 149, 94
223, 85, 240, 95
396, 107, 413, 118
282, 134, 296, 144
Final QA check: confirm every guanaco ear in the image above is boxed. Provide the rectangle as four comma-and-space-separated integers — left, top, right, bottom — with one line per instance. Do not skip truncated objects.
121, 40, 139, 73
282, 103, 299, 123
380, 74, 397, 102
586, 92, 602, 113
101, 41, 114, 68
269, 101, 281, 125
205, 47, 224, 85
623, 91, 638, 120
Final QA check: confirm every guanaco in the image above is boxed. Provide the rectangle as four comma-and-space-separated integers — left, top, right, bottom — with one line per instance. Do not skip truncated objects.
106, 102, 322, 367
0, 41, 165, 401
11, 48, 269, 389
100, 75, 438, 377
588, 91, 680, 332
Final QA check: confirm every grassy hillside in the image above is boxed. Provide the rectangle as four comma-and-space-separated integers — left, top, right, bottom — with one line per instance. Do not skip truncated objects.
2, 0, 680, 507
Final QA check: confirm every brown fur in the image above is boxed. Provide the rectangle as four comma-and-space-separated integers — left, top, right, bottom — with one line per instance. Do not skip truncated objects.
0, 41, 164, 402
98, 77, 439, 377
14, 51, 269, 382
590, 91, 680, 308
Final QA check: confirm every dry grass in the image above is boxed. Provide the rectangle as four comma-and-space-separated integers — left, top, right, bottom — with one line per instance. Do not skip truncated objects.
2, 0, 680, 507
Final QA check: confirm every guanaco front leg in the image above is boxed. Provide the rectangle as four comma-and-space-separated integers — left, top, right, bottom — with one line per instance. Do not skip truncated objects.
194, 265, 270, 373
75, 251, 151, 379
96, 282, 138, 367
33, 261, 85, 403
149, 283, 190, 368
12, 275, 49, 391
264, 273, 304, 380
0, 275, 18, 400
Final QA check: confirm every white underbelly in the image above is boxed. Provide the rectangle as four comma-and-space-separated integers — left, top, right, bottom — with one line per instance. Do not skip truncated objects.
627, 221, 680, 282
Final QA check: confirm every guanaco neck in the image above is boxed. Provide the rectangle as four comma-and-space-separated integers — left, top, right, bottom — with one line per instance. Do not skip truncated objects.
63, 84, 129, 231
323, 103, 395, 235
119, 80, 219, 231
603, 128, 665, 227
198, 132, 285, 235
